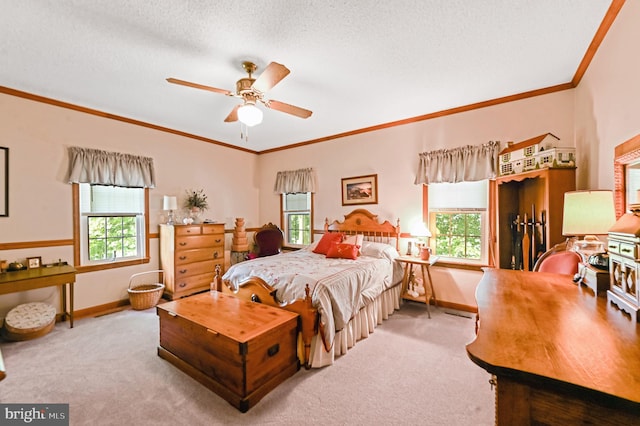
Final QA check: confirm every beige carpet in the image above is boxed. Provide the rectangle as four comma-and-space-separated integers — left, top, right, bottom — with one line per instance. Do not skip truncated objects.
0, 302, 494, 425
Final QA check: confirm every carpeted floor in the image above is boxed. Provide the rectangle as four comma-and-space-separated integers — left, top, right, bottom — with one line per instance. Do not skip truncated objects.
0, 302, 494, 425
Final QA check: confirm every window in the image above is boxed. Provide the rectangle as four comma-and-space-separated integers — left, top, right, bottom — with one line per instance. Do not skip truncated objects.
428, 180, 488, 263
78, 184, 146, 265
281, 192, 313, 247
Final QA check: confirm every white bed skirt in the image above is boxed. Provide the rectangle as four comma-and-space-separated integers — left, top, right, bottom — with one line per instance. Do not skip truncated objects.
308, 283, 402, 368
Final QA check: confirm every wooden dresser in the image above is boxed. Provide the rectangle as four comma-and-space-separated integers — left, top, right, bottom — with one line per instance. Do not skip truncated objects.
157, 291, 299, 412
159, 223, 225, 300
467, 268, 640, 425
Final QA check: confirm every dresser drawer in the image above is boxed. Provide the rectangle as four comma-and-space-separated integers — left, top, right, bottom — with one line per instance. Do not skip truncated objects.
176, 225, 204, 236
176, 235, 222, 250
173, 271, 216, 294
175, 259, 217, 279
619, 242, 638, 259
175, 248, 223, 265
202, 224, 225, 235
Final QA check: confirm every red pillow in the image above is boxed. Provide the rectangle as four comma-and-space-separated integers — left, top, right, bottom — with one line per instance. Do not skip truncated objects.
326, 243, 360, 260
313, 232, 344, 255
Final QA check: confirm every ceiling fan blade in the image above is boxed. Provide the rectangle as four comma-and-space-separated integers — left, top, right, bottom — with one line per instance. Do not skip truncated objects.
166, 78, 232, 96
266, 100, 313, 119
224, 104, 240, 122
251, 62, 290, 93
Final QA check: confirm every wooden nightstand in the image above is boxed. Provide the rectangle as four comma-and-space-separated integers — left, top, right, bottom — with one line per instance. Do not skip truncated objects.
396, 255, 437, 318
578, 263, 609, 295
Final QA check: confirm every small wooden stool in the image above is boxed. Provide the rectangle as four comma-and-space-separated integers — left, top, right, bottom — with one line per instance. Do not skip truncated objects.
1, 302, 56, 341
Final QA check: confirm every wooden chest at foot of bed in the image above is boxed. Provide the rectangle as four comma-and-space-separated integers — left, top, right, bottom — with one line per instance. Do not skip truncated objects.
157, 291, 299, 412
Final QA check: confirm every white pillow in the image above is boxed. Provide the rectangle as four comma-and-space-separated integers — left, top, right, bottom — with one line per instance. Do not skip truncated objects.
360, 241, 399, 261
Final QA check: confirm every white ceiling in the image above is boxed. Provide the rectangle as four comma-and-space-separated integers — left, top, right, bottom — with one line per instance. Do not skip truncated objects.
0, 1, 614, 153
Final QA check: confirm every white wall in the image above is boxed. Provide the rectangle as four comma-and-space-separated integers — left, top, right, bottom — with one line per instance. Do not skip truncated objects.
0, 94, 258, 315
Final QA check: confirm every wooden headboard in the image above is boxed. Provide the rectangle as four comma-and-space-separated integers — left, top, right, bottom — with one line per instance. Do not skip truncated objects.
324, 208, 400, 250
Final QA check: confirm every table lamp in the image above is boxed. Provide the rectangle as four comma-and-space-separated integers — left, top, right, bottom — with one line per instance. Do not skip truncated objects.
562, 190, 616, 257
163, 195, 178, 225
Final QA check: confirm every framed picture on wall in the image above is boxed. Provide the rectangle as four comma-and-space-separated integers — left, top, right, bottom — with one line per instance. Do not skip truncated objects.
0, 146, 7, 217
341, 174, 378, 206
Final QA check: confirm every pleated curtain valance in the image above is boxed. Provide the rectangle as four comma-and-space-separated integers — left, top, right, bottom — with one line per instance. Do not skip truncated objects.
273, 167, 316, 193
414, 140, 501, 184
67, 146, 156, 188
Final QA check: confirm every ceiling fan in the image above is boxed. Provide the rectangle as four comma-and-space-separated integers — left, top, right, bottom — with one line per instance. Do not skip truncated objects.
167, 61, 312, 127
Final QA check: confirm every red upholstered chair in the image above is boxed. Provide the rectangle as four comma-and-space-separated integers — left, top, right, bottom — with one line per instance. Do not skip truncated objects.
253, 223, 284, 257
533, 243, 583, 276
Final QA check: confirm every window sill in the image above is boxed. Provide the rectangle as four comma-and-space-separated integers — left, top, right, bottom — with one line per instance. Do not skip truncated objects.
76, 257, 150, 273
431, 260, 489, 272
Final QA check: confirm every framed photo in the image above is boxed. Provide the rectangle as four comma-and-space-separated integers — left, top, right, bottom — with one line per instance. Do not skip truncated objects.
26, 256, 42, 269
0, 146, 7, 217
341, 174, 378, 206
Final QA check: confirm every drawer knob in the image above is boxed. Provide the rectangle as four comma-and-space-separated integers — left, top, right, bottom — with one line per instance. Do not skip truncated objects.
179, 283, 186, 288
213, 252, 219, 259
179, 242, 187, 246
215, 239, 222, 243
179, 269, 187, 274
179, 256, 187, 260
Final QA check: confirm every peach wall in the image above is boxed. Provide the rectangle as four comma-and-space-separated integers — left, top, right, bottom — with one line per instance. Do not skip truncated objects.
575, 0, 640, 192
258, 90, 576, 308
0, 94, 258, 315
7, 0, 638, 313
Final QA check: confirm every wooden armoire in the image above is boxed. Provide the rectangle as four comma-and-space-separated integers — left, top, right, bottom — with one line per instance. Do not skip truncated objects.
494, 167, 576, 270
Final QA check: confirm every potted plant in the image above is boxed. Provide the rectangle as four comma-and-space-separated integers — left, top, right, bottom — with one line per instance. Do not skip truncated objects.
184, 189, 208, 223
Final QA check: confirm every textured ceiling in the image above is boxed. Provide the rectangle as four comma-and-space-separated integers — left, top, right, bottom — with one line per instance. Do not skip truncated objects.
0, 1, 615, 153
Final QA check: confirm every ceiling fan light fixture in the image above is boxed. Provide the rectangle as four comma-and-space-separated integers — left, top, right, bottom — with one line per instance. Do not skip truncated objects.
237, 104, 263, 127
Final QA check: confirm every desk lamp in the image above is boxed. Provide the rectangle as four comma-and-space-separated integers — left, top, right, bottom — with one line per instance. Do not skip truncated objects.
562, 190, 616, 259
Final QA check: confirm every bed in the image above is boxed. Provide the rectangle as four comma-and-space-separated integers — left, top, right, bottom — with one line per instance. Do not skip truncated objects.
214, 209, 404, 369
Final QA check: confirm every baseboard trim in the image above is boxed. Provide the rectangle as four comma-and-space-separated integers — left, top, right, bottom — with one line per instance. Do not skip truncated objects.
436, 300, 478, 314
74, 299, 132, 319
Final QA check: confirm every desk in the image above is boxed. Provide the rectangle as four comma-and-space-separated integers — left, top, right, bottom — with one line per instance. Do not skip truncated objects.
396, 256, 436, 318
467, 268, 640, 424
0, 265, 76, 328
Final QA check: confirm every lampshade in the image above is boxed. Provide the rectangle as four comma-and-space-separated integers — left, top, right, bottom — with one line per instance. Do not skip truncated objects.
562, 190, 615, 237
411, 222, 432, 238
237, 104, 263, 127
163, 195, 177, 211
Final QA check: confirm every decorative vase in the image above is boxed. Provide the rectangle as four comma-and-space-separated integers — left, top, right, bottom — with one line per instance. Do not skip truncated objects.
189, 207, 202, 224
420, 247, 431, 261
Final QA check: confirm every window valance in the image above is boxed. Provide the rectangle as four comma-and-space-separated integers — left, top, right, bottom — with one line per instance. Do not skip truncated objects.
67, 146, 156, 188
273, 167, 316, 193
414, 140, 500, 184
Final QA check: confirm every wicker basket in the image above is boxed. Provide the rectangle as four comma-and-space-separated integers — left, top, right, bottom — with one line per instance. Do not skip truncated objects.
128, 270, 165, 310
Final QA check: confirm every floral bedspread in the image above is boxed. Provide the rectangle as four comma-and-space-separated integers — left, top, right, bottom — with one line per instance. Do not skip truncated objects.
221, 243, 403, 349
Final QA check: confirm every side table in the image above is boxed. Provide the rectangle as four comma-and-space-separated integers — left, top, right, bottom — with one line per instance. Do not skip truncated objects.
396, 255, 437, 318
0, 265, 76, 327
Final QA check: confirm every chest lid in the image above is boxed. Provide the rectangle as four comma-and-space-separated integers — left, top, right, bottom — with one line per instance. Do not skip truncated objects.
157, 292, 298, 343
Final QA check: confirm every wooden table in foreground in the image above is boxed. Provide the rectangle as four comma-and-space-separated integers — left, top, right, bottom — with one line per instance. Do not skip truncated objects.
0, 265, 76, 327
466, 268, 640, 425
